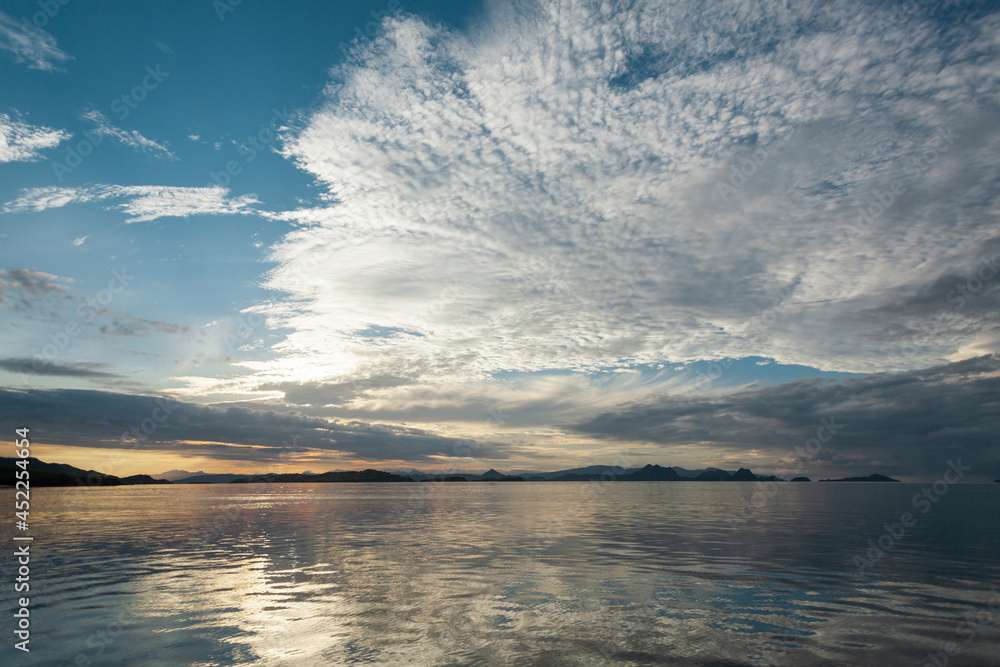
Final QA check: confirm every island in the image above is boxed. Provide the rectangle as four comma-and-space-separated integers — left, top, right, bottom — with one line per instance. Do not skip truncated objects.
819, 474, 900, 482
0, 457, 912, 488
0, 457, 171, 487
119, 474, 172, 485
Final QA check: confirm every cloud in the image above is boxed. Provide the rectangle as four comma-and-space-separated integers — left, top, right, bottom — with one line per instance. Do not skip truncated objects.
254, 0, 1000, 424
0, 268, 73, 311
98, 314, 191, 337
71, 236, 88, 246
0, 388, 519, 465
80, 110, 175, 160
0, 358, 119, 378
0, 267, 192, 351
574, 355, 1000, 480
0, 11, 71, 71
0, 112, 71, 162
0, 268, 71, 292
2, 184, 261, 223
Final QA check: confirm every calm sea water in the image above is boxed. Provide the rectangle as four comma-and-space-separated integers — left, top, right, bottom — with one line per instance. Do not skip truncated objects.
2, 482, 999, 666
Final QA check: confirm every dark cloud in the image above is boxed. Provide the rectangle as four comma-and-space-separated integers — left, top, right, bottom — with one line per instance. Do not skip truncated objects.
99, 315, 192, 337
0, 268, 73, 312
0, 358, 119, 378
0, 268, 70, 292
0, 267, 191, 343
857, 238, 1000, 337
0, 388, 518, 464
574, 356, 1000, 480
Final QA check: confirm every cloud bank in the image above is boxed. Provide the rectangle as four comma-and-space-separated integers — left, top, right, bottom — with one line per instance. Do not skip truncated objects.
0, 388, 516, 465
575, 355, 1000, 480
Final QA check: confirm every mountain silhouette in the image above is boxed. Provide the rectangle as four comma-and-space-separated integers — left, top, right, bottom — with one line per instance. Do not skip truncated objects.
819, 473, 900, 482
621, 464, 682, 481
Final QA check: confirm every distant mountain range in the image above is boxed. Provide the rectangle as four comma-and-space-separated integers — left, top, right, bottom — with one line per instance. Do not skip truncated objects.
397, 464, 757, 482
233, 469, 414, 483
231, 465, 793, 484
2, 458, 913, 488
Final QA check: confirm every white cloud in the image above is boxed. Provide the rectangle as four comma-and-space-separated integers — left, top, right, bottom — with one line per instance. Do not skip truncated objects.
114, 185, 261, 223
252, 0, 1000, 420
81, 110, 175, 160
0, 11, 71, 71
71, 236, 88, 246
0, 112, 70, 162
188, 134, 200, 142
1, 186, 87, 212
2, 185, 261, 223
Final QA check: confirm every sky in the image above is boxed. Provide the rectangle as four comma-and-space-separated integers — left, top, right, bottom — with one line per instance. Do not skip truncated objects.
0, 0, 998, 482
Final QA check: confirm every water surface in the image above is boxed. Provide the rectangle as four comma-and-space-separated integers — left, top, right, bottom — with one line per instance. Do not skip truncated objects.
2, 482, 999, 665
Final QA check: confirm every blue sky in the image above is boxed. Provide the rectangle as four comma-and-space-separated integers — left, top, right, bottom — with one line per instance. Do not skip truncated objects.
1, 0, 998, 480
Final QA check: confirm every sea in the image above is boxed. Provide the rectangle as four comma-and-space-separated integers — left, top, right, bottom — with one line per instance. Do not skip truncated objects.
2, 482, 999, 665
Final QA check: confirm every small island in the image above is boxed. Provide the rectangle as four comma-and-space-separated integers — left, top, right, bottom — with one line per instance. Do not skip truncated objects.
119, 474, 172, 485
819, 473, 900, 482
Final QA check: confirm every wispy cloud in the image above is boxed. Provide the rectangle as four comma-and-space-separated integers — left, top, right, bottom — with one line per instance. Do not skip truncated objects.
0, 112, 71, 162
81, 110, 175, 160
3, 184, 261, 223
0, 11, 71, 71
